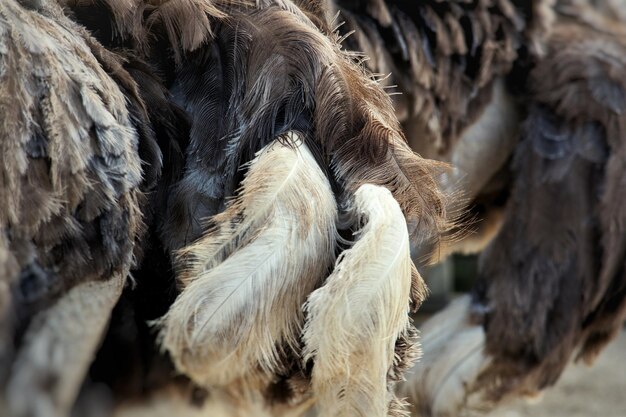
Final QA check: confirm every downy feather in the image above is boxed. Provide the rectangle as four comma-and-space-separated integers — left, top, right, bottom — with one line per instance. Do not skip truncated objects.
303, 184, 421, 417
0, 2, 144, 403
158, 134, 337, 388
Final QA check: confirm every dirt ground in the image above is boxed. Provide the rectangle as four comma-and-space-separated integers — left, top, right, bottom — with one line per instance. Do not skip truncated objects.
488, 330, 626, 417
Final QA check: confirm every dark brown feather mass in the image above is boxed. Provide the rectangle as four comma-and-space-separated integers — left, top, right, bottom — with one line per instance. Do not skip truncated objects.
472, 12, 626, 403
335, 0, 554, 156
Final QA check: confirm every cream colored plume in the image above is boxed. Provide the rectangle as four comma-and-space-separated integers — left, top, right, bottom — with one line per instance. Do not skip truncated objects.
158, 134, 337, 388
303, 184, 418, 417
397, 295, 491, 417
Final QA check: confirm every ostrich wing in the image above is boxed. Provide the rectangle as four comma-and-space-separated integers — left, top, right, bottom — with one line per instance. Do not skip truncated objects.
332, 0, 554, 261
25, 0, 454, 413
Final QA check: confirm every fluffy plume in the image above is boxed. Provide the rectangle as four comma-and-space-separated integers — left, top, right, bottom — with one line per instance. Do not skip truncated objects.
158, 135, 337, 388
144, 4, 452, 256
303, 184, 422, 417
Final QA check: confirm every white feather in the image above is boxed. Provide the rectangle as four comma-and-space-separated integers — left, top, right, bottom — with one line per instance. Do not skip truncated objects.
158, 134, 337, 388
303, 184, 415, 417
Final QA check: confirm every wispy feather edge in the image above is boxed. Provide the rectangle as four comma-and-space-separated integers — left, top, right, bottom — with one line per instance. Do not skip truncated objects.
158, 134, 337, 388
303, 184, 422, 417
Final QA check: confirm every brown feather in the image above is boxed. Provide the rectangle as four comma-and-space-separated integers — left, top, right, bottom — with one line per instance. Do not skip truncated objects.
0, 0, 147, 414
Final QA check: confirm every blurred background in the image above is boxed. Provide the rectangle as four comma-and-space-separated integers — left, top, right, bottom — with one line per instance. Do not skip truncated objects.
421, 256, 626, 417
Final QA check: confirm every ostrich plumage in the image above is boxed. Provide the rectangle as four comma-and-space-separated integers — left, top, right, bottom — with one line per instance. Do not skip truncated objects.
1, 0, 444, 415
1, 0, 626, 417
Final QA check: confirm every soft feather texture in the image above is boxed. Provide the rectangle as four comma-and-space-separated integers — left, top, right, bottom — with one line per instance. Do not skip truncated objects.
137, 3, 451, 256
303, 184, 423, 417
0, 1, 145, 411
335, 0, 554, 154
475, 15, 626, 396
51, 2, 626, 417
5, 273, 126, 417
79, 55, 193, 402
56, 0, 451, 409
158, 135, 337, 389
74, 0, 453, 263
64, 0, 233, 60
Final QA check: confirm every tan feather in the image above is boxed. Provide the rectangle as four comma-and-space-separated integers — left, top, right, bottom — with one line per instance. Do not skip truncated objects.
303, 184, 419, 417
158, 134, 337, 388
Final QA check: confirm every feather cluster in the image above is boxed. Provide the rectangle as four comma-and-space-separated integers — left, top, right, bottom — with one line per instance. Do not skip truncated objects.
0, 0, 148, 414
0, 0, 515, 415
303, 184, 424, 417
336, 0, 554, 154
64, 0, 234, 59
159, 135, 337, 388
0, 0, 142, 337
475, 15, 626, 400
148, 3, 452, 256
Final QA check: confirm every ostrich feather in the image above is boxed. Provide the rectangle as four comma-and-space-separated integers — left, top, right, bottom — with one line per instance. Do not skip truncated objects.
334, 0, 549, 152
158, 134, 337, 388
303, 184, 422, 417
140, 4, 452, 255
64, 0, 233, 58
401, 16, 626, 416
0, 2, 145, 409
